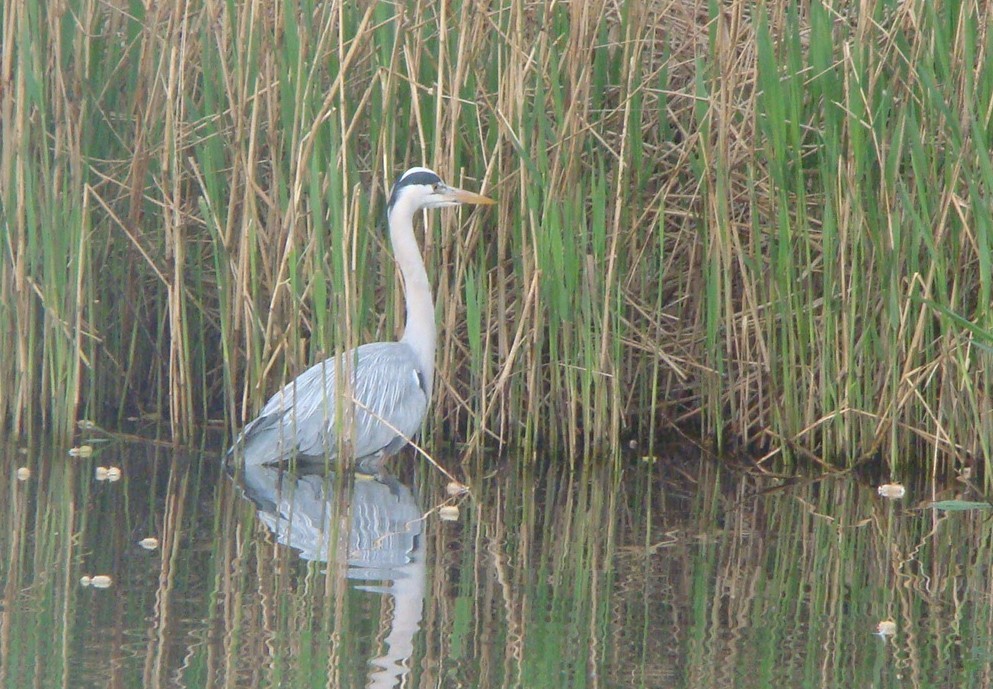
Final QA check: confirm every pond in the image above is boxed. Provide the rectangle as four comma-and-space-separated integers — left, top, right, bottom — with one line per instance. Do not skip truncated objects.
1, 436, 990, 688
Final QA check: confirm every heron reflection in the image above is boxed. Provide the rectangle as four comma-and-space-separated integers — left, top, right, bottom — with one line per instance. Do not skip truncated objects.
236, 465, 426, 689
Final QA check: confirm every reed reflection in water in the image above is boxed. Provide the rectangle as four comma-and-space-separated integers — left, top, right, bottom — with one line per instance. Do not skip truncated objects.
1, 437, 992, 688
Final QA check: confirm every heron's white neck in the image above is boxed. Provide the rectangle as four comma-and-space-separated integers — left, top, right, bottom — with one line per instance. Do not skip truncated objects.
389, 202, 435, 397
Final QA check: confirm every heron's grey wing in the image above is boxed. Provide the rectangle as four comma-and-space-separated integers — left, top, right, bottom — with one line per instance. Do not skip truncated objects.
232, 342, 428, 467
346, 342, 430, 460
230, 355, 339, 466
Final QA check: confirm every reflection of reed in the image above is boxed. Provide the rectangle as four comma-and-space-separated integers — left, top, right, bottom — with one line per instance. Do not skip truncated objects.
6, 438, 993, 688
605, 454, 993, 688
143, 454, 192, 689
0, 441, 32, 689
433, 460, 626, 689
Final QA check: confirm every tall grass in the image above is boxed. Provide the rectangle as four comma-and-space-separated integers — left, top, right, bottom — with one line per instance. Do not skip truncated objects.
1, 0, 991, 476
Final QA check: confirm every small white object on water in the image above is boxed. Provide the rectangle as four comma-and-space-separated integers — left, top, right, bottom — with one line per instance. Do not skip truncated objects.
439, 505, 460, 521
80, 576, 93, 587
445, 481, 469, 497
875, 619, 897, 637
69, 445, 94, 458
95, 466, 121, 482
16, 467, 30, 481
138, 537, 159, 551
877, 483, 906, 499
90, 575, 113, 589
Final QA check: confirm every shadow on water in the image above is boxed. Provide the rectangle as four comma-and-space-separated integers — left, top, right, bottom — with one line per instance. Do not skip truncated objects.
1, 436, 993, 688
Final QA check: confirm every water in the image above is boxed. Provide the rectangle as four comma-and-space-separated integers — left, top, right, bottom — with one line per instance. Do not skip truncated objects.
1, 437, 991, 688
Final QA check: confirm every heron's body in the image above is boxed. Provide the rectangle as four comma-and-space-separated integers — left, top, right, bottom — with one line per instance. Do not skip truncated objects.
228, 167, 493, 471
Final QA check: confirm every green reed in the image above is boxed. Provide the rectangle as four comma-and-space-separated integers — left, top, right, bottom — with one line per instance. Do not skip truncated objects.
1, 0, 992, 476
739, 0, 993, 470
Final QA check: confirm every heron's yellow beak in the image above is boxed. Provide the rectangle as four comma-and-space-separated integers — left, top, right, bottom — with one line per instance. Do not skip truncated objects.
446, 187, 496, 205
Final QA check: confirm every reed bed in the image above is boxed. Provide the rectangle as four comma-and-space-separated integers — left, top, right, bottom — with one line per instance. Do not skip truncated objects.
1, 0, 991, 476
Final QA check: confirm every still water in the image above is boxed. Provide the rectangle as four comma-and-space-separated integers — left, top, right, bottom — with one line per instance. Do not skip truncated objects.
1, 436, 991, 688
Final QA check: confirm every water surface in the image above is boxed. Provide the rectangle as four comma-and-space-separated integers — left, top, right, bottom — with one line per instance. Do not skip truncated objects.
1, 437, 990, 688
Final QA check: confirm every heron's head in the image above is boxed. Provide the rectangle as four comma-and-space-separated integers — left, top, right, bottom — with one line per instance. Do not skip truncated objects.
387, 167, 494, 215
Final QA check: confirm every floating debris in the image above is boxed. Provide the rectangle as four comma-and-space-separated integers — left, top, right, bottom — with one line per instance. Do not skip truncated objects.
875, 619, 897, 637
90, 575, 113, 589
929, 499, 993, 512
68, 445, 94, 458
877, 483, 906, 499
439, 505, 460, 521
16, 467, 30, 481
138, 537, 159, 551
445, 481, 469, 497
95, 466, 122, 482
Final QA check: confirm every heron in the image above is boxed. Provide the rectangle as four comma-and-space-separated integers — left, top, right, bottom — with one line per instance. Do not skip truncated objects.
228, 167, 495, 472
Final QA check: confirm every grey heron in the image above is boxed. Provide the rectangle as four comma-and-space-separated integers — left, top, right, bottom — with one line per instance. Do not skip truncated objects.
228, 167, 494, 472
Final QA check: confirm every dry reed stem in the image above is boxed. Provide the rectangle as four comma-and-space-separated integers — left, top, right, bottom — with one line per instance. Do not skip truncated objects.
2, 0, 992, 476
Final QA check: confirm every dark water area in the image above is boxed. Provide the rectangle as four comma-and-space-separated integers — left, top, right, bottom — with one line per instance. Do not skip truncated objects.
1, 436, 991, 688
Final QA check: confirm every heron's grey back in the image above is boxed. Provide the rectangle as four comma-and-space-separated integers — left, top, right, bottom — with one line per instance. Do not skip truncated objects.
231, 342, 429, 467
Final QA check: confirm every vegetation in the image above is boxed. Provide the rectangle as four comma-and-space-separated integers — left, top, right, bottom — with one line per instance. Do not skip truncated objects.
1, 0, 991, 476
